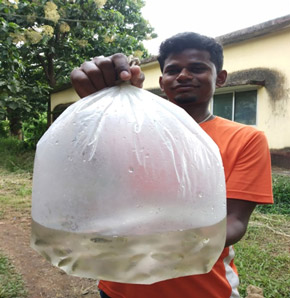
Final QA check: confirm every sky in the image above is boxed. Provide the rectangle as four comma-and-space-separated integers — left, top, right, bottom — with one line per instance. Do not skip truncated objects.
141, 0, 290, 55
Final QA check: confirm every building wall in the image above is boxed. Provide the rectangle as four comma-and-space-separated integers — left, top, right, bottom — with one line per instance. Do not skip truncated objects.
222, 29, 290, 149
51, 29, 290, 149
141, 61, 161, 90
51, 87, 80, 113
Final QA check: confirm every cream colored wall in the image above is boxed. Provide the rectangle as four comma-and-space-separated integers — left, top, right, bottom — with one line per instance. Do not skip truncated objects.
141, 61, 161, 90
51, 29, 290, 148
222, 29, 290, 149
51, 87, 80, 113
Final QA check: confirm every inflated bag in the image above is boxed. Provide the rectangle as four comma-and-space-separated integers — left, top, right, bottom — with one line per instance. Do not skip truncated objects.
31, 83, 226, 284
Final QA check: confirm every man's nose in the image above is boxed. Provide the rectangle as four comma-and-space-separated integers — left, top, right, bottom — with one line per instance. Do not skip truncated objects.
176, 68, 193, 81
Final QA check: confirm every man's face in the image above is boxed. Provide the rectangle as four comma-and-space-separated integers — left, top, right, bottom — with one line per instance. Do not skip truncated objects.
159, 48, 220, 107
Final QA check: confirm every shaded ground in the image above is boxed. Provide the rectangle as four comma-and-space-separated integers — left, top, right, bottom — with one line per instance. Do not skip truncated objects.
271, 165, 290, 176
0, 214, 100, 298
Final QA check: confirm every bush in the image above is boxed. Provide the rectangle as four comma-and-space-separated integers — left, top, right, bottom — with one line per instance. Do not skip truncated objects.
257, 174, 290, 215
22, 113, 47, 149
0, 120, 9, 138
0, 137, 34, 172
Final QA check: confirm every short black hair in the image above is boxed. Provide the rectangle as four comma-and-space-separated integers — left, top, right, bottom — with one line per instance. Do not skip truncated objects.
157, 32, 224, 73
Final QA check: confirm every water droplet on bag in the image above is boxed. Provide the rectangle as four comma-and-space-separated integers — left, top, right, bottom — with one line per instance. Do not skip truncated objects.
145, 154, 150, 159
128, 167, 134, 173
155, 207, 162, 214
134, 124, 140, 133
55, 140, 59, 145
197, 192, 203, 199
202, 238, 210, 244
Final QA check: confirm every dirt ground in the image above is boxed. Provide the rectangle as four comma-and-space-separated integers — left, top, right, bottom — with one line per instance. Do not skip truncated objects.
0, 214, 100, 298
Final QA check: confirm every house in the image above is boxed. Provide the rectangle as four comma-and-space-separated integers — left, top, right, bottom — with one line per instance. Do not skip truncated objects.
51, 14, 290, 156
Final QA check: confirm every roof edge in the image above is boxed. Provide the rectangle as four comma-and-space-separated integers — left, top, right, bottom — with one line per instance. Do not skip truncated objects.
216, 14, 290, 46
140, 14, 290, 64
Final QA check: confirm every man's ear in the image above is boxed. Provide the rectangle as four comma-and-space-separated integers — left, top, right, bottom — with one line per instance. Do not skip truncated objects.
159, 76, 164, 91
216, 70, 227, 87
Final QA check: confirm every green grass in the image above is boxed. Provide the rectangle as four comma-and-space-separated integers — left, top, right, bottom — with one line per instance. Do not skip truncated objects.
0, 253, 27, 298
235, 212, 290, 297
257, 174, 290, 215
0, 139, 33, 297
0, 138, 34, 217
0, 170, 32, 217
0, 138, 35, 173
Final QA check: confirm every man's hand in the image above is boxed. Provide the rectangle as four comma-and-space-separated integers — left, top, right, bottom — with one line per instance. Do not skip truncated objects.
70, 53, 145, 98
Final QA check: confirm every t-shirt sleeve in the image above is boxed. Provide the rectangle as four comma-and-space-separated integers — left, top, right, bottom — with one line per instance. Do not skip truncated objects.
226, 130, 273, 204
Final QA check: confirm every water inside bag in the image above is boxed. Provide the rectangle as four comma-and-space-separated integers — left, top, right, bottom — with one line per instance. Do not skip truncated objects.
31, 217, 226, 284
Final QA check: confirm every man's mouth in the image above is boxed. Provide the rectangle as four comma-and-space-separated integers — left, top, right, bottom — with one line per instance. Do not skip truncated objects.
173, 84, 199, 92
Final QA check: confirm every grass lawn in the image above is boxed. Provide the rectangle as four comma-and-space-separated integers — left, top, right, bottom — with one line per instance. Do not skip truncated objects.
235, 212, 290, 297
0, 254, 27, 298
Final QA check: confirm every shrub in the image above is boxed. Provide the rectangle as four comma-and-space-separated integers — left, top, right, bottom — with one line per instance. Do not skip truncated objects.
0, 137, 34, 172
257, 174, 290, 215
22, 113, 47, 149
0, 120, 9, 138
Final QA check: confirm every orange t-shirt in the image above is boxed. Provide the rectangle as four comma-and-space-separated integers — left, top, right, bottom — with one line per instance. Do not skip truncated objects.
98, 116, 273, 298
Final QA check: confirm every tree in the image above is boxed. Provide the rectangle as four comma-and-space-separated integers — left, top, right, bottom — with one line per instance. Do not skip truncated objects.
0, 8, 48, 138
0, 0, 156, 135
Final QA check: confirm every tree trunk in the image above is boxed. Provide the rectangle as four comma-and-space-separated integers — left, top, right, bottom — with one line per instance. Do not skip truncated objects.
7, 109, 22, 139
47, 93, 52, 128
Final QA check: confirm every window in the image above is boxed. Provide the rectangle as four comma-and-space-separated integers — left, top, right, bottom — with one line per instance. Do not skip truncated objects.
52, 103, 73, 121
213, 90, 257, 125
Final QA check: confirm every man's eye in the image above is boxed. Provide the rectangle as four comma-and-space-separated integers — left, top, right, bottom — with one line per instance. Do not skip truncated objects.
166, 69, 179, 75
190, 67, 206, 73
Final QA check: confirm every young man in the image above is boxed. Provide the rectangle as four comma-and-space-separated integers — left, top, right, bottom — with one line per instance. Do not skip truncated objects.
71, 32, 273, 298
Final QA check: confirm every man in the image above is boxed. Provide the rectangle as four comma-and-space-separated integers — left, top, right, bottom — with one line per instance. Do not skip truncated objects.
71, 32, 273, 298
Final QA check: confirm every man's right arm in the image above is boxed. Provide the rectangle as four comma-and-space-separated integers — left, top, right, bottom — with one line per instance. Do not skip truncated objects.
70, 53, 145, 98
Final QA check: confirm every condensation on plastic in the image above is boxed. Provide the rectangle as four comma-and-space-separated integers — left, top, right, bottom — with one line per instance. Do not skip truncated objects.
31, 83, 226, 235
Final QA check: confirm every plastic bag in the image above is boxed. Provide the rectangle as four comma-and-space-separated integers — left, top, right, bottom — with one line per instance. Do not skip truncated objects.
31, 83, 226, 284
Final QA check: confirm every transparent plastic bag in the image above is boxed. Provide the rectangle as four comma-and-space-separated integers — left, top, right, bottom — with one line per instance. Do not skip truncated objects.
31, 84, 226, 284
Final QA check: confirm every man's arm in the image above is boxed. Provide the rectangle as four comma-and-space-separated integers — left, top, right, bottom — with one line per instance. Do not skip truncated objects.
225, 198, 257, 247
70, 53, 144, 98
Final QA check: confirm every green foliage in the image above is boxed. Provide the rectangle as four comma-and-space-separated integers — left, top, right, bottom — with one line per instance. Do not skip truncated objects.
22, 112, 47, 149
0, 253, 27, 298
0, 119, 9, 137
257, 174, 290, 214
0, 0, 156, 134
0, 137, 34, 172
